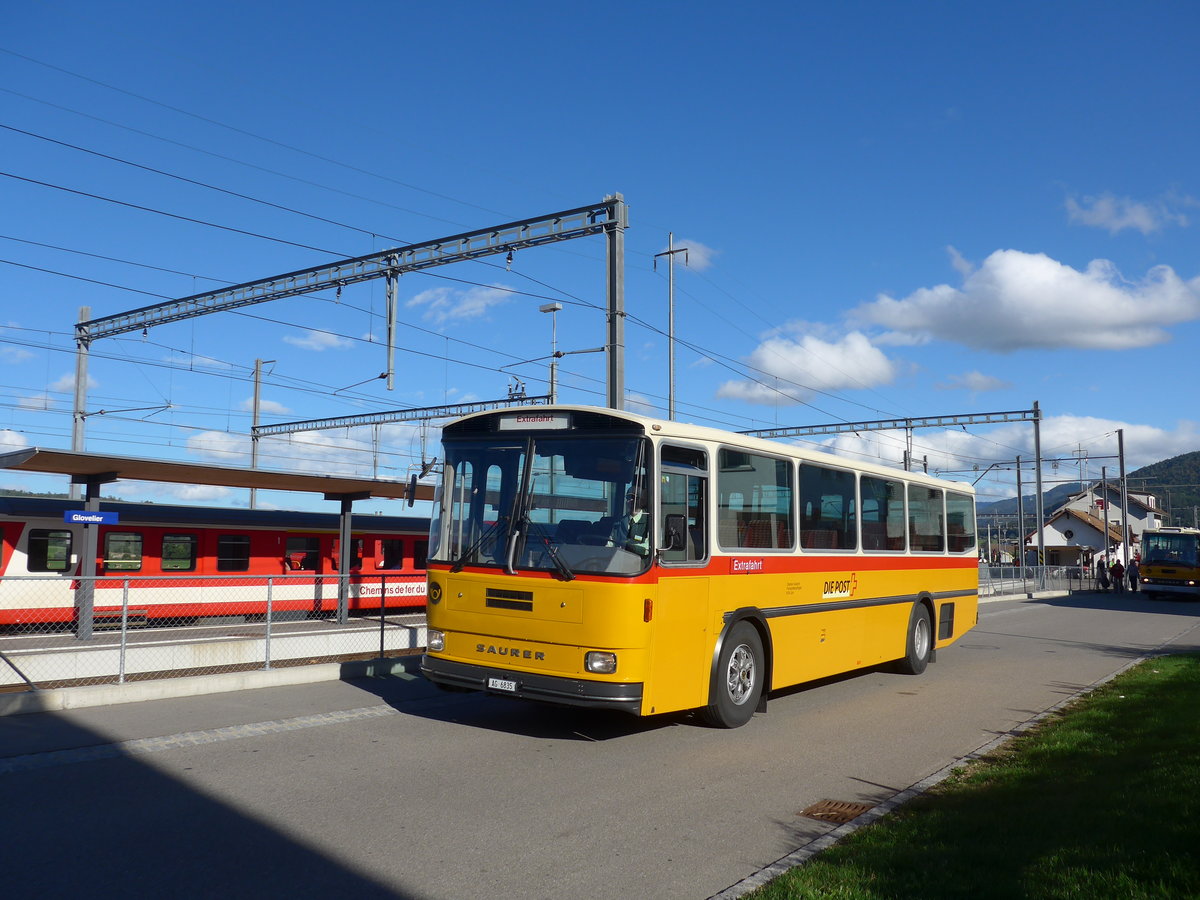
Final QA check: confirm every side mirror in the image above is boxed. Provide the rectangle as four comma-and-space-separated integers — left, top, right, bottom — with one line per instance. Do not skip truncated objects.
407, 474, 418, 508
663, 514, 687, 551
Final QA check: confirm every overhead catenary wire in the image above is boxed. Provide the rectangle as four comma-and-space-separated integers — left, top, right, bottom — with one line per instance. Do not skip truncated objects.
0, 50, 1063, 477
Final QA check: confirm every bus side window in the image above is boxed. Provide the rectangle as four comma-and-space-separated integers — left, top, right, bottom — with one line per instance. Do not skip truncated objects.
861, 476, 905, 552
946, 491, 976, 553
908, 486, 945, 552
800, 465, 857, 550
660, 445, 708, 563
717, 448, 792, 551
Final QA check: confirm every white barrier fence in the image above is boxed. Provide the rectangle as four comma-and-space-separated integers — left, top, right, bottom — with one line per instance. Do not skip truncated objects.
0, 574, 426, 691
978, 564, 1093, 597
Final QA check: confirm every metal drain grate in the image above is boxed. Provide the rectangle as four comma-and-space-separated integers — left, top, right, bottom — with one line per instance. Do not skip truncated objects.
798, 799, 875, 824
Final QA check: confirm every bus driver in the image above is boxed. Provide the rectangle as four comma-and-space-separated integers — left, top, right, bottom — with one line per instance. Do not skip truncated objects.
609, 487, 650, 557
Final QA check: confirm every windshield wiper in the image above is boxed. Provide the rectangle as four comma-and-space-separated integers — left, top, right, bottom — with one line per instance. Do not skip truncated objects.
522, 517, 575, 581
449, 516, 508, 573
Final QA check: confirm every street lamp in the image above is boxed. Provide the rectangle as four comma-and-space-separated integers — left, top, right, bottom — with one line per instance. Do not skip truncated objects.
539, 302, 563, 403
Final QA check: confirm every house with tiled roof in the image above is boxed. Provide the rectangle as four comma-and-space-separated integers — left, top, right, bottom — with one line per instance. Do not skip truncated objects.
1025, 482, 1166, 566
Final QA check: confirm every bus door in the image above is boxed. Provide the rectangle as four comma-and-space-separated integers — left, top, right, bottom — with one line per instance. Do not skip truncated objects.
645, 447, 712, 715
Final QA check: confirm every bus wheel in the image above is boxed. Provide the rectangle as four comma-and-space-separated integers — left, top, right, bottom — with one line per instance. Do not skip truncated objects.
703, 621, 764, 728
894, 603, 932, 675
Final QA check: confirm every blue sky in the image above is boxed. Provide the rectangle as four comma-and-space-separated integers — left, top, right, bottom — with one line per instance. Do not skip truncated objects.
1, 1, 1198, 513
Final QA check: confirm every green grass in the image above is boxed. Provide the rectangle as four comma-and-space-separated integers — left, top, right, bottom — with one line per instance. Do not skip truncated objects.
749, 654, 1200, 900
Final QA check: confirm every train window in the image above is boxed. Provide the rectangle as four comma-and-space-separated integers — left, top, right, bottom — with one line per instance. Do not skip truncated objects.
217, 534, 251, 571
413, 539, 428, 570
285, 536, 320, 571
28, 529, 73, 572
104, 532, 143, 571
377, 538, 406, 570
162, 533, 198, 571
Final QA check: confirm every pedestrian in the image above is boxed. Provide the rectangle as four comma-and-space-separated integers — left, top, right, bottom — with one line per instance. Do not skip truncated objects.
1111, 559, 1125, 593
1097, 562, 1110, 592
1127, 558, 1140, 592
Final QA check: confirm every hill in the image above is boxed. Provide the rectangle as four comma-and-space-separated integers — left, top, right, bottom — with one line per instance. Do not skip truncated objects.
1128, 449, 1200, 523
978, 450, 1200, 526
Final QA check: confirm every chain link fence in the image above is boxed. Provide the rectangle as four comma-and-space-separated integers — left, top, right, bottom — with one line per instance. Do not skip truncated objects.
0, 574, 426, 691
978, 564, 1092, 597
7, 566, 1106, 692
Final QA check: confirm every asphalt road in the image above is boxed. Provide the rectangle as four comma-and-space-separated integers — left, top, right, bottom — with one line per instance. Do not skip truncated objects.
2, 591, 1198, 900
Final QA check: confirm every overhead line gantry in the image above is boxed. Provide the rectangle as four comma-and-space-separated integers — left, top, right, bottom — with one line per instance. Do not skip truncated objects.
71, 195, 628, 460
742, 403, 1048, 568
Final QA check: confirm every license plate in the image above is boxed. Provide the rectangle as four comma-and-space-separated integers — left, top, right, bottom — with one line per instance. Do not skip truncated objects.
488, 677, 517, 693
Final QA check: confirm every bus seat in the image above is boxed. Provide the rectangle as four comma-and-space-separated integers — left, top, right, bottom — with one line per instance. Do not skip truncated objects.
802, 524, 839, 549
743, 520, 773, 549
556, 519, 592, 543
862, 522, 887, 551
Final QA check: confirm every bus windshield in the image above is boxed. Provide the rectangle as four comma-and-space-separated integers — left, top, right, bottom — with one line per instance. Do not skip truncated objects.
1142, 532, 1200, 567
429, 433, 651, 577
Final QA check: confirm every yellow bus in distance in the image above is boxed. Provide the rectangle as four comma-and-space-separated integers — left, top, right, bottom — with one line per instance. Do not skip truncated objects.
421, 406, 979, 727
1138, 527, 1200, 601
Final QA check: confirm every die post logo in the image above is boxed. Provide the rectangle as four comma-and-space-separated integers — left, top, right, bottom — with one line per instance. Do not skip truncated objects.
822, 573, 858, 599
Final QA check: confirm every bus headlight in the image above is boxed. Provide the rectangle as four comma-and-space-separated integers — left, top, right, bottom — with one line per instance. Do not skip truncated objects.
427, 629, 445, 652
585, 651, 617, 674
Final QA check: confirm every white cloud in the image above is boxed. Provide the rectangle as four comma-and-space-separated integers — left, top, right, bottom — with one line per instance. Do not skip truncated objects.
406, 284, 515, 325
659, 237, 718, 272
1, 346, 34, 364
282, 330, 351, 351
853, 250, 1200, 351
0, 429, 28, 451
717, 328, 899, 406
936, 371, 1013, 392
49, 372, 97, 393
946, 245, 974, 278
237, 397, 291, 415
18, 394, 52, 410
186, 430, 249, 464
186, 427, 416, 482
817, 414, 1198, 487
107, 480, 235, 503
1066, 192, 1190, 235
624, 393, 660, 417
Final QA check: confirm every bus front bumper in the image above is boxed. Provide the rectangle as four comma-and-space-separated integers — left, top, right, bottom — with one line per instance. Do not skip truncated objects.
420, 655, 644, 715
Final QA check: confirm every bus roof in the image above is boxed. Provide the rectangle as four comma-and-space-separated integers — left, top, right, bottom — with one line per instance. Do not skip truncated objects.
445, 404, 974, 494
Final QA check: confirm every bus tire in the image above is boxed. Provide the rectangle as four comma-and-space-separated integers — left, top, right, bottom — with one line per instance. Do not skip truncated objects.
702, 621, 764, 728
894, 603, 932, 675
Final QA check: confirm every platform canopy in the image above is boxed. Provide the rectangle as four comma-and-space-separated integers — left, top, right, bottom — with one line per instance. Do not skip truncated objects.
0, 447, 435, 502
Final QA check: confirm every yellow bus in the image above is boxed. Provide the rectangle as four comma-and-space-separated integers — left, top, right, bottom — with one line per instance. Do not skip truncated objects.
421, 406, 978, 727
1138, 527, 1200, 601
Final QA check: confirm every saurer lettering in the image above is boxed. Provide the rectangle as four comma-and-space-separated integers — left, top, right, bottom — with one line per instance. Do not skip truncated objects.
476, 644, 545, 660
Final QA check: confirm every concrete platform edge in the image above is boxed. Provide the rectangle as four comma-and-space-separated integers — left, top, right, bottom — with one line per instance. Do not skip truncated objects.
0, 655, 419, 717
0, 594, 1059, 718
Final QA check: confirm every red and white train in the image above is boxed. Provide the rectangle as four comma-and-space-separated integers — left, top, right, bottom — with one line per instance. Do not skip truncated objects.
0, 496, 430, 626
